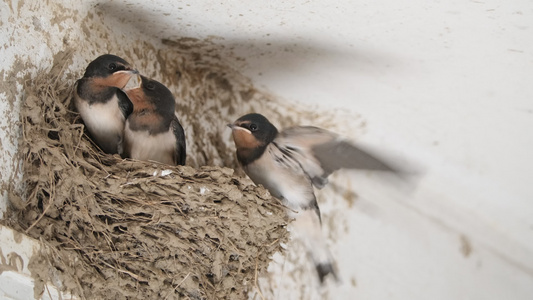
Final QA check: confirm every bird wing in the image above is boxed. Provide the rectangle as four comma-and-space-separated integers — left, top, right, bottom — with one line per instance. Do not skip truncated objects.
116, 89, 133, 118
275, 126, 396, 189
249, 142, 322, 220
171, 116, 187, 166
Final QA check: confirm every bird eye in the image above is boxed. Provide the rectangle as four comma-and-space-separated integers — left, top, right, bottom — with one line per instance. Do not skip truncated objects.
108, 63, 117, 70
145, 82, 155, 90
249, 123, 258, 131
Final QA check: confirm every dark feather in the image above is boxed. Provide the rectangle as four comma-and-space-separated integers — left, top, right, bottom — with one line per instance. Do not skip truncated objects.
312, 139, 396, 175
277, 126, 398, 189
117, 89, 133, 118
171, 117, 186, 166
315, 262, 338, 283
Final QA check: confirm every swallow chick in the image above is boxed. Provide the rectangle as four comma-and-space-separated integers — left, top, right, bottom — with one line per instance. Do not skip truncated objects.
74, 54, 138, 155
229, 113, 398, 283
123, 75, 186, 166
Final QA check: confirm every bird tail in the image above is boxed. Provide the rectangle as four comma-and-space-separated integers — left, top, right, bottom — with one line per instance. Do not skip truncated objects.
290, 209, 339, 283
316, 261, 338, 283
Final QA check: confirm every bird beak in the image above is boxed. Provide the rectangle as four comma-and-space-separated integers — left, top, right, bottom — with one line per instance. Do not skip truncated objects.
228, 121, 257, 148
124, 73, 142, 91
123, 64, 138, 72
108, 69, 139, 89
115, 68, 139, 76
114, 64, 139, 81
228, 122, 251, 134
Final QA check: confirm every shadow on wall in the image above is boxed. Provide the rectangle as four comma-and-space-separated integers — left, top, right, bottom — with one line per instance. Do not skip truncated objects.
70, 1, 381, 171
94, 1, 403, 85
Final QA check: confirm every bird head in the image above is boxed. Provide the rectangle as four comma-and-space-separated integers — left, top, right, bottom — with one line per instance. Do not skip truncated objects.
228, 113, 278, 150
125, 75, 175, 117
84, 54, 139, 88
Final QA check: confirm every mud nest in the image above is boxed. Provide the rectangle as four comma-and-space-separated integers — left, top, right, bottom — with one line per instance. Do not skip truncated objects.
5, 69, 289, 299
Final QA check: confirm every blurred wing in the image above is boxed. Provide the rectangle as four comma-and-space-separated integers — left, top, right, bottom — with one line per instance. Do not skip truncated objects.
171, 116, 187, 165
276, 126, 396, 188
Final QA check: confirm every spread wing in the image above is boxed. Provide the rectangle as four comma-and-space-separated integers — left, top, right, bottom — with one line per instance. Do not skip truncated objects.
171, 116, 187, 166
275, 126, 397, 189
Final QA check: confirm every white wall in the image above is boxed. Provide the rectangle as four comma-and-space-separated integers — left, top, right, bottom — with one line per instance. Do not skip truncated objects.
1, 1, 532, 299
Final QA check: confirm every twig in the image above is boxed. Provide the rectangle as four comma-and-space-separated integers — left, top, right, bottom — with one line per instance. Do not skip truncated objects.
267, 238, 280, 247
164, 272, 191, 300
44, 283, 53, 300
25, 173, 56, 233
264, 200, 296, 214
99, 259, 146, 282
254, 253, 266, 300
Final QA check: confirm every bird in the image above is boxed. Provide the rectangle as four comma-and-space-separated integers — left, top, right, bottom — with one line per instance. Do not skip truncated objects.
228, 113, 398, 283
123, 75, 186, 166
74, 54, 138, 155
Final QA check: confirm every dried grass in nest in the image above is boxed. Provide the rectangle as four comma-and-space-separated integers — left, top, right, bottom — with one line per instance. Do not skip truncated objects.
6, 68, 289, 300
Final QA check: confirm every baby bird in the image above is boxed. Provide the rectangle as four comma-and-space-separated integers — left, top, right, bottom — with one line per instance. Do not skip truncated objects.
74, 54, 138, 154
123, 75, 186, 166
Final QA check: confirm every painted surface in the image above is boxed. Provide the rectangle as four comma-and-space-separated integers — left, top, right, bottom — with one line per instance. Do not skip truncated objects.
1, 0, 533, 299
0, 225, 70, 300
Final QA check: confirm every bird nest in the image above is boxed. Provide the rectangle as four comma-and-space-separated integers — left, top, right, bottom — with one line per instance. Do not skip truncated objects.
5, 68, 289, 299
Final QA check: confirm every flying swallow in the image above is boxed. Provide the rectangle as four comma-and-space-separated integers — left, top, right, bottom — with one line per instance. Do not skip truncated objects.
74, 54, 138, 155
229, 113, 398, 283
123, 75, 186, 166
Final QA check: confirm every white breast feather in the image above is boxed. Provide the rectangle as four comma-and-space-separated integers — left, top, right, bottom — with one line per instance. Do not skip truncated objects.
245, 144, 313, 213
75, 94, 125, 142
124, 122, 177, 165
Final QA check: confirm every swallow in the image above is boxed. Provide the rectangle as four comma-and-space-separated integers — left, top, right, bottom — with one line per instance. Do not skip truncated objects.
74, 54, 138, 155
123, 75, 186, 166
229, 113, 398, 283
